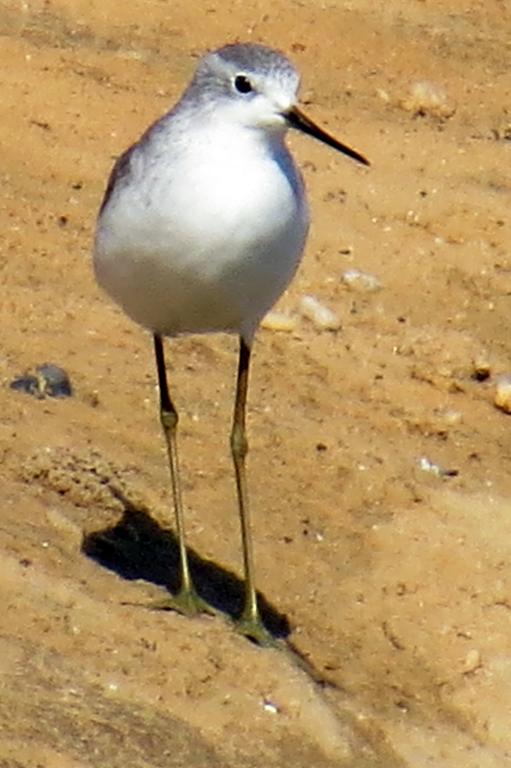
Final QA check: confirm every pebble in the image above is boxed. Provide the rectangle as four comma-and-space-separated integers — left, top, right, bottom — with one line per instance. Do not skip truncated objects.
299, 295, 341, 331
261, 311, 297, 332
341, 268, 382, 293
262, 698, 280, 714
10, 362, 73, 399
418, 456, 458, 478
494, 375, 511, 414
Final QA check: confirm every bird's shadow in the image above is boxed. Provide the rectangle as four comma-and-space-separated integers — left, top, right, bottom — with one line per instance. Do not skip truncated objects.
82, 487, 290, 639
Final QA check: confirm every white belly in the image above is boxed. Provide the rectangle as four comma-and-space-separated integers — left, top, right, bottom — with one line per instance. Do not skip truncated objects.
94, 125, 310, 342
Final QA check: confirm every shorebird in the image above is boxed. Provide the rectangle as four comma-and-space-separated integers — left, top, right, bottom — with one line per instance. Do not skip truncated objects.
94, 42, 368, 644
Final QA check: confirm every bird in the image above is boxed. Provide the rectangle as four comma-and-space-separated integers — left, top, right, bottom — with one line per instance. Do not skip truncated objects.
93, 42, 369, 645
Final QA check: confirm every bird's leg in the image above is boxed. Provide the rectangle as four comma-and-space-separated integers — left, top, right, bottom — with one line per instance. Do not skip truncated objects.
231, 337, 274, 646
149, 333, 215, 616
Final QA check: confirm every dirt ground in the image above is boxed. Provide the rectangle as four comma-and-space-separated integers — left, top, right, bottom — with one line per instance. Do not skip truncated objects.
1, 0, 511, 765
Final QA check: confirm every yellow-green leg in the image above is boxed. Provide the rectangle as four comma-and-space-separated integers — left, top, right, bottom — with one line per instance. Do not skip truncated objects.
231, 337, 274, 646
150, 333, 215, 617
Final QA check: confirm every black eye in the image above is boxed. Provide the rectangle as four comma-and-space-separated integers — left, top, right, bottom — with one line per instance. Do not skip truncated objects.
234, 74, 253, 94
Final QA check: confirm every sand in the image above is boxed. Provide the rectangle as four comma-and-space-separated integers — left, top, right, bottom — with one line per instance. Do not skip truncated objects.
1, 1, 511, 765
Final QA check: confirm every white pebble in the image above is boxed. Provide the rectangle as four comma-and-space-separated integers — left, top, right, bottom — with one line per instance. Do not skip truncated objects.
419, 456, 441, 476
299, 295, 341, 331
494, 375, 511, 414
341, 268, 382, 292
261, 311, 297, 332
418, 456, 458, 478
262, 698, 280, 714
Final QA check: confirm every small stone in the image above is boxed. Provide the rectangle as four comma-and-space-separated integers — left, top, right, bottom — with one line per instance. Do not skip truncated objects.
262, 698, 280, 714
261, 311, 297, 332
341, 268, 382, 292
494, 375, 511, 414
418, 456, 458, 478
419, 457, 441, 476
37, 363, 73, 397
299, 295, 341, 331
9, 363, 73, 399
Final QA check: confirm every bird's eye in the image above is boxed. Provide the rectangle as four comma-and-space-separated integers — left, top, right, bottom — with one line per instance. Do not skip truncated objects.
234, 74, 253, 94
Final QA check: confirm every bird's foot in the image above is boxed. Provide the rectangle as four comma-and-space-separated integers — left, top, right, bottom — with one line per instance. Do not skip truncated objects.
145, 587, 218, 618
235, 610, 276, 647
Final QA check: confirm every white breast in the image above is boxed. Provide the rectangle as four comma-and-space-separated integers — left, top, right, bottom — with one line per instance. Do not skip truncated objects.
94, 121, 310, 342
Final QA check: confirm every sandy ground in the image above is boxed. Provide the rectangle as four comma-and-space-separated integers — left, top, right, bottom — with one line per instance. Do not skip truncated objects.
1, 0, 511, 765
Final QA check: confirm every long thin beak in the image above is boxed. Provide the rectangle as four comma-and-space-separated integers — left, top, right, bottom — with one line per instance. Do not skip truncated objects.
286, 106, 369, 167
